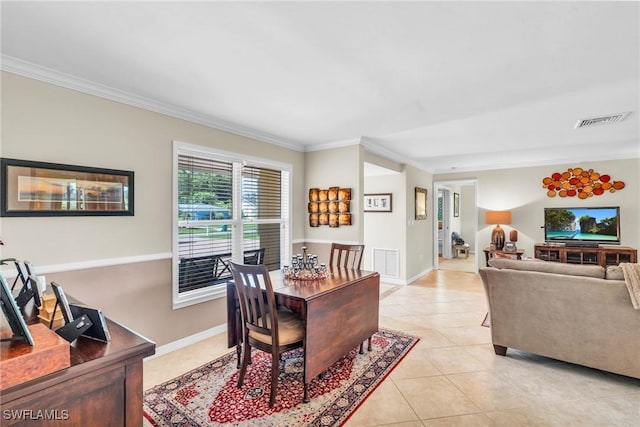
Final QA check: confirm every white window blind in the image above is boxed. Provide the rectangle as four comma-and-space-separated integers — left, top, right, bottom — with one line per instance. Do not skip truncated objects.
241, 165, 283, 272
177, 155, 233, 293
173, 142, 290, 308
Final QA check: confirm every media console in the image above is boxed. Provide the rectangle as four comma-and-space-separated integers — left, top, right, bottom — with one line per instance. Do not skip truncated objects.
534, 244, 637, 267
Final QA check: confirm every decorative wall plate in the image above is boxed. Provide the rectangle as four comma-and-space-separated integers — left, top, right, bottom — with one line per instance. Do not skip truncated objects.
542, 167, 625, 198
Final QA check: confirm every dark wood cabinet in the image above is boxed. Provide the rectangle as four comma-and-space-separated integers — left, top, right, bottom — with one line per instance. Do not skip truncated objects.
534, 244, 637, 267
1, 314, 155, 426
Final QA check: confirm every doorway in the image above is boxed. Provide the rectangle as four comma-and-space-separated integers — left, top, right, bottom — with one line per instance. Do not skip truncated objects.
433, 179, 478, 273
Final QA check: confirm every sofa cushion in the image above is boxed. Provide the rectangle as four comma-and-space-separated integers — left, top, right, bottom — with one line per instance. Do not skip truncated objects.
605, 265, 625, 280
488, 258, 605, 278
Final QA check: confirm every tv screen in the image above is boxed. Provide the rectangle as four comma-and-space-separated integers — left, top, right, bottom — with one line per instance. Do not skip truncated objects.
544, 206, 620, 245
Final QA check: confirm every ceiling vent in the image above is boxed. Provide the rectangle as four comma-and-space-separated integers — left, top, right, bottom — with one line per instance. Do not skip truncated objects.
575, 112, 630, 129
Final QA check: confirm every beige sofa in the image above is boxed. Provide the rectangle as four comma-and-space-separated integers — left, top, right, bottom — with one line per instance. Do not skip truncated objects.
480, 258, 640, 379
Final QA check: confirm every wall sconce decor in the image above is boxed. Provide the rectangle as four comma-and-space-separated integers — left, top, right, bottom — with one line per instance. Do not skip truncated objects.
308, 187, 352, 227
542, 167, 625, 199
485, 210, 511, 250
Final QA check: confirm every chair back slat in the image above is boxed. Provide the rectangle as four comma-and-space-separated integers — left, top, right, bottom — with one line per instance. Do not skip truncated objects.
230, 262, 278, 339
329, 243, 364, 269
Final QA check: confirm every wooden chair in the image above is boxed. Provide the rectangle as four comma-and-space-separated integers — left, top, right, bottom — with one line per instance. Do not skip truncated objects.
328, 243, 372, 353
328, 243, 364, 269
229, 262, 306, 407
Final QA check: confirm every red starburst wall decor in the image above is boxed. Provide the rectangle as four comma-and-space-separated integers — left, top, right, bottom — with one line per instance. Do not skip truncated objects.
542, 167, 625, 199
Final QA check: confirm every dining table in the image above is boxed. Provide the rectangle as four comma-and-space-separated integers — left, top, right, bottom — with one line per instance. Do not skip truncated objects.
226, 267, 380, 402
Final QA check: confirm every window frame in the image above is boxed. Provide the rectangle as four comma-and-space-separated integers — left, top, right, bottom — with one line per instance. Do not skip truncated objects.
172, 140, 291, 309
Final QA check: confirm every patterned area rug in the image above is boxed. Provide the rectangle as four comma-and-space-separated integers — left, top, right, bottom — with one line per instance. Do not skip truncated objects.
144, 328, 418, 426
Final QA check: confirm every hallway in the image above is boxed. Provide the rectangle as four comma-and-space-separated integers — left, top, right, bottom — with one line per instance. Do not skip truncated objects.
438, 254, 477, 273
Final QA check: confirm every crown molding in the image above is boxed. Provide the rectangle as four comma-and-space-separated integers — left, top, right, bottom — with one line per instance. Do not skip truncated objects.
305, 136, 433, 175
0, 55, 439, 173
1, 55, 306, 152
303, 137, 361, 152
360, 136, 432, 173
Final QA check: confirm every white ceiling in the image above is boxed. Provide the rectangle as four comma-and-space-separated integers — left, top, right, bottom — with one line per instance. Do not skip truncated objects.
2, 1, 638, 174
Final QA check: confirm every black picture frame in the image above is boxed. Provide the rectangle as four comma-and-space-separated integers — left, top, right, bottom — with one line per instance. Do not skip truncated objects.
70, 304, 111, 342
51, 282, 74, 323
0, 274, 34, 345
453, 192, 460, 217
1, 158, 134, 217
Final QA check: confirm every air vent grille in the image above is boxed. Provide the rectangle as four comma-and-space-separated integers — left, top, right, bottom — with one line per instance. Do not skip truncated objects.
575, 112, 629, 129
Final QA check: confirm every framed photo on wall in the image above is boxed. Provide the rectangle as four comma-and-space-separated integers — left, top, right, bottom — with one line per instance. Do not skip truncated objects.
364, 193, 392, 212
1, 158, 134, 217
453, 192, 460, 217
415, 187, 427, 220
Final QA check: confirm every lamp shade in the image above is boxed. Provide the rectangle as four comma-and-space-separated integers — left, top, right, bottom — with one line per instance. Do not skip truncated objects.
485, 210, 512, 225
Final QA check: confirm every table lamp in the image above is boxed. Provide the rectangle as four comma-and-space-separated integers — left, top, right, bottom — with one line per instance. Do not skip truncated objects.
485, 210, 512, 250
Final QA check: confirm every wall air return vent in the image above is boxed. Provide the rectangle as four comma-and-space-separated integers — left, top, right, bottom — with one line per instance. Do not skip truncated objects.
575, 112, 630, 129
372, 248, 399, 278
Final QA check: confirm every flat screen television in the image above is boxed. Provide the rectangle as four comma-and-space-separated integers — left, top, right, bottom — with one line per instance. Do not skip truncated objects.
544, 206, 620, 246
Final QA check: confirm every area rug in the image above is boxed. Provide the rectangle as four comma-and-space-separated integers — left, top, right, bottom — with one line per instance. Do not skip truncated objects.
143, 328, 418, 426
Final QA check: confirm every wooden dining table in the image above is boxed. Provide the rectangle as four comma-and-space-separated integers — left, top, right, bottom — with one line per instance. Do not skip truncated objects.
226, 267, 380, 402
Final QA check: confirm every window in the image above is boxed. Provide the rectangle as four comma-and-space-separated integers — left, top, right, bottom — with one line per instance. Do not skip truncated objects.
172, 141, 290, 308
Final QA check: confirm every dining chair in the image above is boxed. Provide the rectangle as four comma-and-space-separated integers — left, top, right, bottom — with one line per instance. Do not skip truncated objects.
328, 243, 364, 269
328, 243, 372, 353
229, 262, 306, 407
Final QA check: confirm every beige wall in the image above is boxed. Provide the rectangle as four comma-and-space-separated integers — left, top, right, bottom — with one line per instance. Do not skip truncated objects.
303, 145, 364, 245
0, 72, 305, 346
361, 155, 435, 282
363, 171, 406, 277
404, 165, 434, 281
435, 158, 640, 271
460, 184, 477, 250
363, 150, 403, 173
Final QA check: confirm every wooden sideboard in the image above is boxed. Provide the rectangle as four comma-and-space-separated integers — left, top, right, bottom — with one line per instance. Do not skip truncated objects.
534, 244, 637, 267
1, 303, 155, 426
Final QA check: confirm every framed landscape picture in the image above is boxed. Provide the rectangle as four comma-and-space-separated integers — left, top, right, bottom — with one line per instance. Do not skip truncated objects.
1, 158, 134, 217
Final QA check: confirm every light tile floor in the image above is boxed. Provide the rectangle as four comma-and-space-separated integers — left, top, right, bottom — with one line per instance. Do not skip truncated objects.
144, 270, 640, 426
438, 254, 477, 274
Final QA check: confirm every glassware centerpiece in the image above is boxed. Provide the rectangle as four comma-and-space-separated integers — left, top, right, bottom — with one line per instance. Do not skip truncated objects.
283, 246, 328, 280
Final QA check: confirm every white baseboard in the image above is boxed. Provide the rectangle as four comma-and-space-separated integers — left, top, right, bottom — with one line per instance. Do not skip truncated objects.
380, 276, 407, 286
146, 323, 227, 360
407, 267, 434, 285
